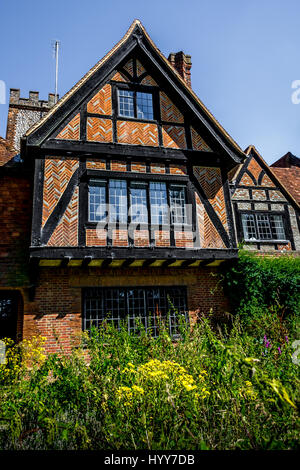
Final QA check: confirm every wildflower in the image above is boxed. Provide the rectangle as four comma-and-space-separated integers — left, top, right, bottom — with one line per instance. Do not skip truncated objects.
132, 385, 144, 394
278, 347, 282, 354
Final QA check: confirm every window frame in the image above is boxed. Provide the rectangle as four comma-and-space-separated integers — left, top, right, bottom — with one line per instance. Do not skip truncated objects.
114, 83, 158, 122
240, 211, 288, 242
82, 285, 189, 338
87, 176, 191, 228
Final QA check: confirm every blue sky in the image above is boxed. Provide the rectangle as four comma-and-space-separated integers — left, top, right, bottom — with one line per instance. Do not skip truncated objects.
1, 0, 299, 163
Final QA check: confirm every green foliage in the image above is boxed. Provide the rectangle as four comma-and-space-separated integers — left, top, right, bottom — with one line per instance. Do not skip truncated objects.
221, 251, 300, 339
0, 317, 299, 450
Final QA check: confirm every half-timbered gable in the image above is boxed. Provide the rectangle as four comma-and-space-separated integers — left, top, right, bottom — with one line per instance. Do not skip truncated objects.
23, 20, 245, 271
231, 145, 300, 252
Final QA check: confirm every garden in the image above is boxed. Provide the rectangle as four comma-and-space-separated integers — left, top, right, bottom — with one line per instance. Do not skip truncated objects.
0, 251, 299, 450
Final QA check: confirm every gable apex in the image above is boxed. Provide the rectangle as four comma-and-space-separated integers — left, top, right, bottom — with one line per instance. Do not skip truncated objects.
22, 20, 245, 165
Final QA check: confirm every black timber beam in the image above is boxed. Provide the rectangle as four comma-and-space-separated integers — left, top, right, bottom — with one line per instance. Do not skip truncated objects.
30, 246, 238, 261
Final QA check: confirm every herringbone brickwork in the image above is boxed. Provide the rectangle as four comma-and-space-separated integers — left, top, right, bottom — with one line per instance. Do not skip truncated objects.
195, 192, 226, 248
136, 60, 146, 76
160, 92, 184, 123
117, 121, 159, 146
111, 71, 130, 82
162, 125, 186, 149
42, 158, 79, 227
47, 187, 79, 246
191, 127, 211, 151
141, 75, 158, 86
87, 117, 113, 142
87, 84, 112, 115
55, 113, 80, 140
123, 59, 134, 77
193, 166, 229, 234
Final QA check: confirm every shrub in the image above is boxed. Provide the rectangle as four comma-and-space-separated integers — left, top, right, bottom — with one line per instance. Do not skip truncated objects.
0, 317, 298, 450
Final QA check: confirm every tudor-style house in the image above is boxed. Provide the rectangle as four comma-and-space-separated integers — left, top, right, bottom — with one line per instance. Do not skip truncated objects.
0, 20, 299, 352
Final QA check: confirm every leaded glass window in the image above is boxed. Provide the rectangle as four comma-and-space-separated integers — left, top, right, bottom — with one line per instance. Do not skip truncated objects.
118, 90, 134, 118
117, 88, 154, 120
130, 183, 148, 224
136, 92, 154, 120
83, 286, 188, 338
109, 180, 127, 223
150, 182, 169, 225
241, 212, 286, 241
89, 181, 106, 222
169, 185, 187, 225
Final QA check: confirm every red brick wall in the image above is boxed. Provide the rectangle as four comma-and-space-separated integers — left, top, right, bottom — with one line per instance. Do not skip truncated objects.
23, 266, 229, 354
0, 174, 32, 288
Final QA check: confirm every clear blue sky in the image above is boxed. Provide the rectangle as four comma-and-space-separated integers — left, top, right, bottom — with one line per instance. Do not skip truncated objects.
1, 0, 299, 163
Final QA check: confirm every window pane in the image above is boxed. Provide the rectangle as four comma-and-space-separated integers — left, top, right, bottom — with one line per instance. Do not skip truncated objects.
150, 182, 169, 225
270, 215, 285, 239
136, 92, 154, 120
83, 286, 188, 338
170, 186, 186, 224
256, 214, 272, 239
89, 183, 106, 222
130, 184, 148, 224
118, 89, 134, 117
109, 180, 127, 223
241, 213, 257, 240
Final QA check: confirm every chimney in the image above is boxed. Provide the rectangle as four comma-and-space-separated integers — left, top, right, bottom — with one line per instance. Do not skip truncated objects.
168, 52, 192, 88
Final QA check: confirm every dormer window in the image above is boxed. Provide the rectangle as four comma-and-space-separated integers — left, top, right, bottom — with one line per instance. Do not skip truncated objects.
118, 88, 154, 120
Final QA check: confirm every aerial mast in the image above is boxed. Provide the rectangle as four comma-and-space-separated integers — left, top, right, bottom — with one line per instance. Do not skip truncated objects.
52, 40, 60, 104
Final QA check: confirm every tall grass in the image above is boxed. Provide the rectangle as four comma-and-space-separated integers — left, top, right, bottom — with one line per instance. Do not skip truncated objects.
0, 314, 298, 450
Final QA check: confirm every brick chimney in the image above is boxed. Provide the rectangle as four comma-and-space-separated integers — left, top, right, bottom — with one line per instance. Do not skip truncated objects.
168, 52, 192, 88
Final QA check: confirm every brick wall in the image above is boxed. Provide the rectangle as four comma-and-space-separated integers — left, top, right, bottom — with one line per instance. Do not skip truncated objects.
23, 266, 229, 354
0, 172, 32, 288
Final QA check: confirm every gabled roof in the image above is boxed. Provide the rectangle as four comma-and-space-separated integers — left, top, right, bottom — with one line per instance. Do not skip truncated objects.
270, 152, 300, 203
270, 151, 300, 168
243, 145, 300, 210
0, 136, 15, 166
22, 19, 245, 165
